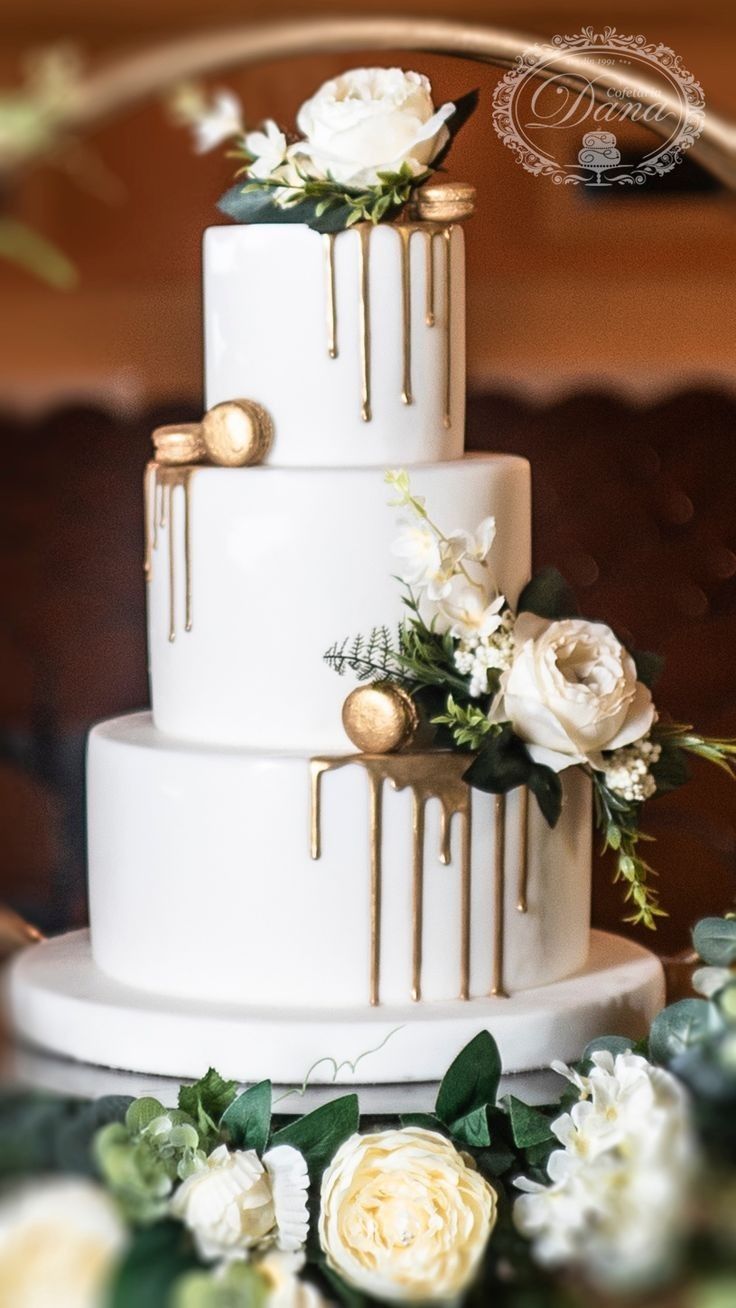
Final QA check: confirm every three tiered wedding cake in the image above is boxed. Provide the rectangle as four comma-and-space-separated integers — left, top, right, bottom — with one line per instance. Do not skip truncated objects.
10, 67, 668, 1086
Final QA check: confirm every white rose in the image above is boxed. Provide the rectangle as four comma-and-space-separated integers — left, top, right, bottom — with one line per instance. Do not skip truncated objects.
296, 67, 455, 188
500, 613, 655, 772
319, 1127, 497, 1302
0, 1178, 126, 1308
171, 1143, 309, 1263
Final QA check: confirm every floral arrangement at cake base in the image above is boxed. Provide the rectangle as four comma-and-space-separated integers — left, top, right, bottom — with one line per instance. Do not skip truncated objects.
2, 914, 736, 1306
326, 470, 736, 929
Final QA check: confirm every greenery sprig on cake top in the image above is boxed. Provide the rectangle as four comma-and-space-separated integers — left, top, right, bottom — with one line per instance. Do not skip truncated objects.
2, 914, 736, 1305
325, 470, 736, 929
174, 68, 478, 233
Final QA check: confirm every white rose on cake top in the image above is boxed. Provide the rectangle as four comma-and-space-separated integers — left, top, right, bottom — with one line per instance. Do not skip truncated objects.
296, 67, 455, 188
499, 613, 655, 772
170, 1142, 309, 1263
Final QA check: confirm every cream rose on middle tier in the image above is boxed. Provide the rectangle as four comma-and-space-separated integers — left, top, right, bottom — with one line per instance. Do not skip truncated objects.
500, 613, 655, 772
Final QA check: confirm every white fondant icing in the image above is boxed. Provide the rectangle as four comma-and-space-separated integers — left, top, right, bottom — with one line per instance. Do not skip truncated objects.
87, 714, 591, 1009
203, 224, 465, 466
9, 930, 665, 1083
147, 454, 531, 751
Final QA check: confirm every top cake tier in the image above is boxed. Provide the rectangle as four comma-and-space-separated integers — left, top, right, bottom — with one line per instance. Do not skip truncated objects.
203, 222, 465, 467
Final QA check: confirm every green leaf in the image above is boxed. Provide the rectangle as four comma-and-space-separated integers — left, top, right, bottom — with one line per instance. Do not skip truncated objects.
450, 1105, 491, 1148
632, 648, 665, 690
399, 1113, 445, 1132
503, 1095, 554, 1149
517, 568, 580, 620
54, 1096, 133, 1176
435, 1032, 502, 1129
0, 217, 77, 289
693, 917, 736, 967
270, 1095, 359, 1183
109, 1220, 199, 1308
649, 998, 712, 1065
172, 1262, 269, 1308
125, 1098, 167, 1135
430, 88, 480, 171
581, 1035, 635, 1063
650, 739, 690, 794
464, 728, 562, 827
178, 1069, 237, 1131
221, 1081, 271, 1154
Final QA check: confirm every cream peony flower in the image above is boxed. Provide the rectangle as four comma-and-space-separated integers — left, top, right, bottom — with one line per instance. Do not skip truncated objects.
319, 1127, 497, 1302
514, 1050, 697, 1289
259, 1251, 331, 1308
0, 1178, 126, 1308
171, 1143, 309, 1263
296, 67, 455, 188
500, 613, 655, 772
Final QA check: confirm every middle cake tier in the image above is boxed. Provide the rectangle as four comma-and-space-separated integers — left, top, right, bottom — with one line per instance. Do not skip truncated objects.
146, 453, 531, 751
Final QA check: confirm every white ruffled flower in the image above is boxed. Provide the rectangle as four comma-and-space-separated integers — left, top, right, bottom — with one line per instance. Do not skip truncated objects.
514, 1050, 697, 1289
602, 737, 661, 803
171, 1143, 309, 1263
319, 1127, 497, 1302
259, 1251, 330, 1308
499, 613, 655, 773
296, 67, 455, 188
190, 89, 245, 153
0, 1178, 126, 1308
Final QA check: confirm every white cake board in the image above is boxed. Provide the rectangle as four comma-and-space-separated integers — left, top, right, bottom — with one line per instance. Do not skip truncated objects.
7, 930, 664, 1103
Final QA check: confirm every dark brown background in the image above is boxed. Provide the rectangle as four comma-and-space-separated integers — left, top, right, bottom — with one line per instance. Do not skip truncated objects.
1, 0, 735, 952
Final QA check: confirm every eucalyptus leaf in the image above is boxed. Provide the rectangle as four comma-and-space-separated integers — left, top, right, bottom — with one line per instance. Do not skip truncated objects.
221, 1080, 271, 1154
126, 1098, 167, 1135
693, 917, 736, 967
517, 568, 580, 621
270, 1094, 359, 1183
435, 1032, 501, 1128
649, 998, 712, 1065
109, 1220, 199, 1308
581, 1035, 635, 1063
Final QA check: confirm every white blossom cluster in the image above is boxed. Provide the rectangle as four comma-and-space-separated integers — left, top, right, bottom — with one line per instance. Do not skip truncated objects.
602, 736, 662, 803
514, 1049, 697, 1291
454, 609, 516, 697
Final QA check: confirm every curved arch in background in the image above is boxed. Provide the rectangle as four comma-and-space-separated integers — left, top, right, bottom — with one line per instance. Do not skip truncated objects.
7, 16, 736, 188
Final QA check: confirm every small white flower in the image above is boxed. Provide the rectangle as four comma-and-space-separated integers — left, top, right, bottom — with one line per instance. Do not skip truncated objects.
602, 737, 661, 803
0, 1178, 126, 1308
245, 119, 290, 179
514, 1050, 697, 1290
437, 581, 506, 642
391, 523, 465, 600
191, 89, 245, 153
171, 1143, 309, 1263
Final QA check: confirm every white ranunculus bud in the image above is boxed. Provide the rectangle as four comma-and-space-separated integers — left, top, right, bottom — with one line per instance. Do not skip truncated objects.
296, 67, 455, 188
500, 613, 655, 772
319, 1127, 497, 1302
0, 1178, 126, 1308
171, 1143, 309, 1263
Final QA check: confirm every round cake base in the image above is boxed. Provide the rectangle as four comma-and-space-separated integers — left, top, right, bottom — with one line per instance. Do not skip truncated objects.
8, 929, 664, 1087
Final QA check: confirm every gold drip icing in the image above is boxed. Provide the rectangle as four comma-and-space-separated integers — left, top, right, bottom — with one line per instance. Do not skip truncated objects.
442, 226, 453, 429
322, 223, 455, 424
517, 786, 530, 913
491, 793, 508, 997
398, 225, 413, 406
144, 462, 195, 642
425, 228, 436, 327
358, 225, 372, 422
309, 752, 472, 1006
323, 233, 338, 359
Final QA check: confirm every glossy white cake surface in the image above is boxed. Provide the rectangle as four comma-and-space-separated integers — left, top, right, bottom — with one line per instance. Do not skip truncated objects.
147, 454, 531, 752
87, 714, 591, 1008
203, 223, 465, 466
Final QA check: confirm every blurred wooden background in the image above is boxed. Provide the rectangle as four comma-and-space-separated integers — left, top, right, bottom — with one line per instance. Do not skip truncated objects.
1, 0, 735, 953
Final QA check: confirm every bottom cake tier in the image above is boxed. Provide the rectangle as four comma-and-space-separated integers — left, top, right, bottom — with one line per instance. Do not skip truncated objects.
9, 929, 665, 1084
86, 713, 593, 1009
